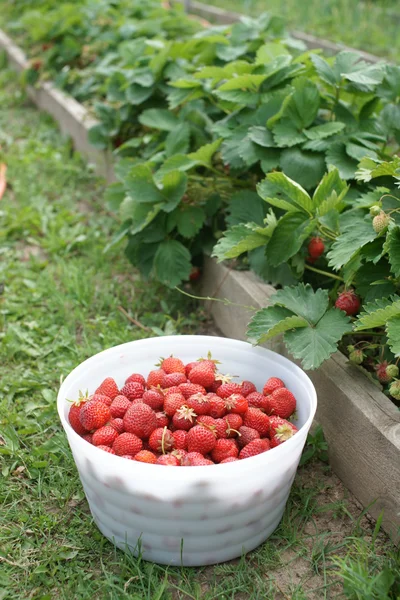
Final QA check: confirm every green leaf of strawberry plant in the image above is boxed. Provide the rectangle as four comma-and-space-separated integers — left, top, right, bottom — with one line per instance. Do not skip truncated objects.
188, 139, 222, 168
165, 123, 190, 157
386, 315, 400, 357
258, 172, 313, 214
313, 169, 348, 210
354, 297, 400, 330
139, 109, 180, 131
125, 165, 165, 204
212, 223, 273, 262
153, 240, 192, 287
175, 206, 206, 238
385, 226, 400, 278
283, 77, 320, 129
247, 307, 308, 344
271, 284, 330, 324
327, 219, 377, 270
280, 148, 326, 190
226, 191, 267, 227
266, 213, 316, 266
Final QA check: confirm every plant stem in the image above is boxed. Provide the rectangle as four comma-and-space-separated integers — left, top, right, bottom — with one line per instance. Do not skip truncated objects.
304, 264, 344, 282
175, 286, 257, 311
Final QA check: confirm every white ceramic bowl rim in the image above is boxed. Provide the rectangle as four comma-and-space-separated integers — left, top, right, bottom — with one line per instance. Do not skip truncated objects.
57, 335, 317, 473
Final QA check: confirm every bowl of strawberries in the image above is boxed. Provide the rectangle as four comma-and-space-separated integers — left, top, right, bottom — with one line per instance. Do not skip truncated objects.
58, 335, 317, 566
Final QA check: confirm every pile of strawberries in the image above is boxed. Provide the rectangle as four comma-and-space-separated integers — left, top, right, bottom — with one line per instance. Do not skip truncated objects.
68, 355, 298, 466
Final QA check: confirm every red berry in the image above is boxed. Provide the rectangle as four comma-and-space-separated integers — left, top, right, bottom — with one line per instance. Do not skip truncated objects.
270, 420, 298, 447
263, 377, 285, 396
90, 393, 113, 407
220, 457, 239, 463
147, 369, 166, 388
121, 454, 135, 460
213, 418, 228, 439
269, 416, 298, 438
211, 439, 239, 463
224, 413, 243, 437
112, 432, 143, 456
119, 381, 144, 400
243, 408, 270, 436
97, 445, 116, 454
172, 405, 197, 430
187, 425, 216, 454
179, 382, 206, 399
125, 373, 146, 387
157, 454, 180, 466
123, 403, 157, 439
217, 382, 243, 399
163, 372, 187, 388
81, 433, 93, 444
207, 394, 227, 418
190, 456, 214, 466
237, 426, 260, 448
160, 356, 185, 375
269, 388, 296, 419
375, 361, 391, 384
80, 400, 111, 431
335, 290, 361, 316
187, 392, 210, 415
164, 392, 186, 417
308, 236, 325, 259
188, 363, 216, 388
69, 403, 89, 435
110, 395, 131, 418
95, 377, 119, 400
92, 426, 119, 447
189, 266, 201, 282
142, 389, 164, 411
155, 411, 169, 428
148, 427, 175, 453
207, 380, 222, 393
184, 362, 198, 377
172, 429, 188, 450
109, 418, 124, 433
239, 438, 270, 459
224, 393, 248, 414
241, 381, 257, 397
134, 450, 157, 464
247, 392, 271, 413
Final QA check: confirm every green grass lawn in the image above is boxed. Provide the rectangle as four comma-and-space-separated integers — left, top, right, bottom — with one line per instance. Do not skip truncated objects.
0, 68, 399, 599
209, 0, 400, 62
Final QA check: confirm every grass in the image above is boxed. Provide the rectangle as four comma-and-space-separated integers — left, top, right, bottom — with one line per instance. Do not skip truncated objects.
209, 0, 400, 62
1, 68, 400, 599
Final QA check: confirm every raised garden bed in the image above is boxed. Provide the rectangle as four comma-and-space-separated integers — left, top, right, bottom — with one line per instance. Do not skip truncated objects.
1, 23, 399, 542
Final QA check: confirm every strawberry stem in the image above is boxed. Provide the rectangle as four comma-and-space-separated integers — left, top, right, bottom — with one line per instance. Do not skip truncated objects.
304, 264, 344, 282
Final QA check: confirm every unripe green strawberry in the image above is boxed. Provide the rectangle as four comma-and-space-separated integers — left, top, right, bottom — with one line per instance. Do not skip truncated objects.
386, 364, 399, 379
369, 205, 381, 217
389, 380, 400, 400
372, 211, 390, 234
349, 349, 364, 365
347, 345, 355, 353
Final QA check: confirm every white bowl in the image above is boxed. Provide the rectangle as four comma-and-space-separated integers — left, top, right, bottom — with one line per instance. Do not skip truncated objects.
57, 335, 317, 566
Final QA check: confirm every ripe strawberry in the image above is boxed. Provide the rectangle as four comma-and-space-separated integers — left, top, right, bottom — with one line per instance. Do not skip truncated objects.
187, 392, 210, 415
224, 413, 243, 435
155, 411, 169, 428
389, 380, 400, 400
121, 454, 135, 460
372, 211, 390, 234
148, 427, 175, 453
171, 448, 188, 464
246, 392, 271, 413
112, 432, 143, 456
208, 394, 227, 418
163, 372, 187, 387
134, 450, 157, 464
189, 266, 201, 282
335, 290, 361, 316
81, 433, 93, 444
269, 416, 298, 437
270, 420, 298, 447
95, 377, 119, 400
164, 392, 186, 417
147, 369, 166, 388
196, 415, 216, 428
179, 382, 206, 399
207, 380, 222, 393
185, 362, 198, 377
220, 457, 239, 463
211, 439, 239, 463
125, 373, 146, 387
239, 438, 270, 459
213, 418, 228, 439
142, 389, 164, 411
110, 395, 131, 418
123, 403, 157, 439
172, 429, 188, 450
119, 381, 144, 400
269, 388, 296, 419
80, 400, 111, 431
164, 386, 181, 396
375, 361, 392, 384
90, 393, 113, 407
157, 454, 180, 466
69, 403, 89, 435
97, 445, 116, 454
263, 377, 285, 396
188, 363, 216, 388
92, 425, 119, 447
217, 382, 243, 399
240, 381, 257, 397
109, 418, 124, 433
190, 456, 214, 466
172, 406, 197, 430
308, 237, 325, 259
237, 426, 260, 448
243, 408, 270, 436
187, 425, 216, 454
224, 394, 248, 414
160, 356, 185, 375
